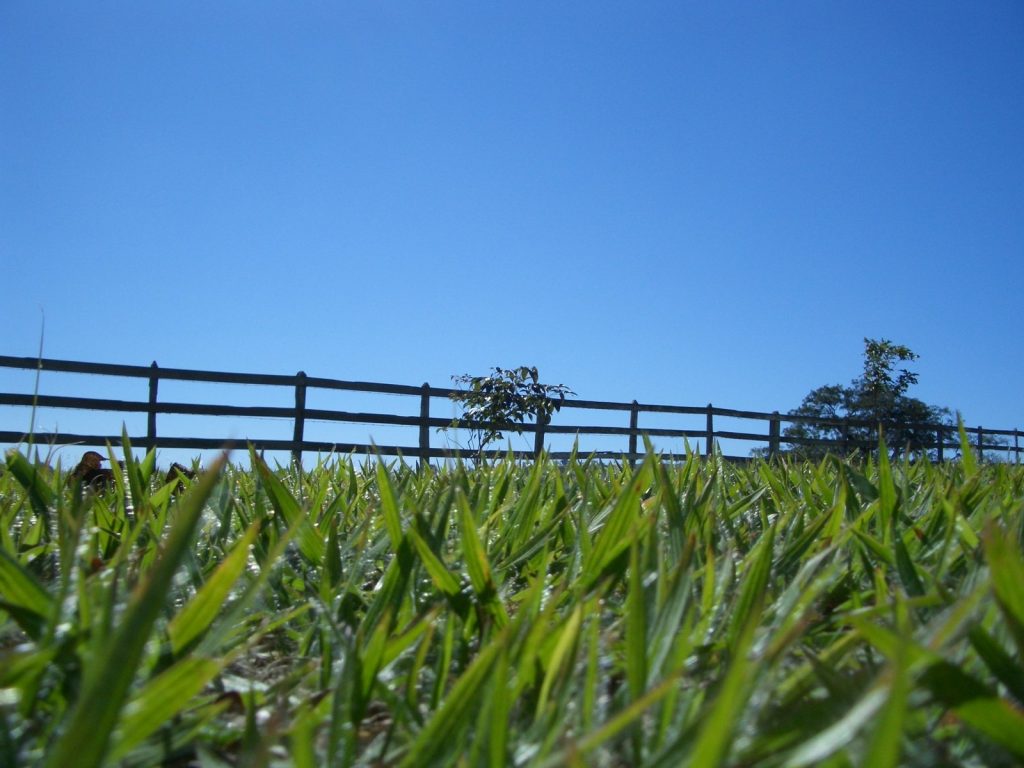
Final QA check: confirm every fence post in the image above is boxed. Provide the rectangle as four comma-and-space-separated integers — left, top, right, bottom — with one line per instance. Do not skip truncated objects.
147, 361, 159, 448
628, 400, 639, 466
419, 383, 431, 467
533, 413, 549, 460
705, 403, 714, 458
292, 371, 307, 466
976, 425, 984, 463
1016, 429, 1020, 466
936, 425, 944, 463
768, 411, 780, 458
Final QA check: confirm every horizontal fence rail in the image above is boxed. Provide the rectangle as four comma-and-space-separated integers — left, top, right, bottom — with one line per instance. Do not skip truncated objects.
0, 354, 1020, 465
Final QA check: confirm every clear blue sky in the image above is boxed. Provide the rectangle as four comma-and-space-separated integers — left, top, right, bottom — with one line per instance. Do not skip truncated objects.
2, 2, 1022, 462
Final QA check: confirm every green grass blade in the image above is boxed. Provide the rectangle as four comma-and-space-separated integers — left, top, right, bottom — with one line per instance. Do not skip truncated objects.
581, 455, 652, 590
359, 608, 394, 703
168, 521, 261, 656
457, 489, 494, 598
361, 538, 415, 641
407, 526, 461, 597
397, 631, 504, 767
968, 626, 1024, 703
536, 604, 583, 717
862, 633, 911, 768
555, 673, 683, 768
376, 461, 404, 550
4, 450, 55, 533
958, 417, 978, 476
983, 523, 1024, 656
253, 449, 324, 566
43, 453, 227, 768
689, 552, 768, 766
783, 685, 888, 767
120, 428, 148, 514
646, 550, 693, 681
876, 437, 897, 530
488, 645, 510, 768
109, 656, 223, 761
919, 661, 1024, 759
727, 524, 775, 648
892, 530, 925, 598
0, 547, 53, 641
625, 538, 647, 700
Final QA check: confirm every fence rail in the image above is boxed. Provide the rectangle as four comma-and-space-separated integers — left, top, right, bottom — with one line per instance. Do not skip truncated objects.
0, 355, 1019, 464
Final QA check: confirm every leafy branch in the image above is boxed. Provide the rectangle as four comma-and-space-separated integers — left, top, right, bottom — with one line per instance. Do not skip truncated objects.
446, 366, 575, 453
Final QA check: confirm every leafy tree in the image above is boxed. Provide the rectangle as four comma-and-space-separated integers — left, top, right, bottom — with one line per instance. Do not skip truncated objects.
446, 366, 575, 453
778, 338, 952, 459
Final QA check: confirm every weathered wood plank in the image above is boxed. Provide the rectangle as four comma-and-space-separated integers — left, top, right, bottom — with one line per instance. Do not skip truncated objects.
1, 354, 1019, 462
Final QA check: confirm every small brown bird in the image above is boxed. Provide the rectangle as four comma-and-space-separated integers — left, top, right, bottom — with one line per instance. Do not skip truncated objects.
69, 450, 115, 490
165, 462, 197, 492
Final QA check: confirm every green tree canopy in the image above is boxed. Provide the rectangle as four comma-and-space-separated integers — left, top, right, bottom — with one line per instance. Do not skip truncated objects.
779, 338, 952, 459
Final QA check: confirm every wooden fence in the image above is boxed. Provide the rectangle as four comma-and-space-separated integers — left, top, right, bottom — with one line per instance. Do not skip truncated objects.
0, 355, 1020, 464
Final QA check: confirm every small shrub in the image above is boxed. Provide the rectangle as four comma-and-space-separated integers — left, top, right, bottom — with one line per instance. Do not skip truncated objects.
447, 366, 575, 453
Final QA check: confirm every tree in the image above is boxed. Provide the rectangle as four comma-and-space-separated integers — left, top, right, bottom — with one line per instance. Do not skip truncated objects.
778, 338, 952, 460
446, 366, 575, 454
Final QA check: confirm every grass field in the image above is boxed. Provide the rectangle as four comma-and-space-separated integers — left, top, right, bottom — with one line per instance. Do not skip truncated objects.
2, 431, 1024, 767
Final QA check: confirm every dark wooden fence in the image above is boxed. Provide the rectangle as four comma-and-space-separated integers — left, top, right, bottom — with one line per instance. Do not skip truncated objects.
0, 355, 1020, 464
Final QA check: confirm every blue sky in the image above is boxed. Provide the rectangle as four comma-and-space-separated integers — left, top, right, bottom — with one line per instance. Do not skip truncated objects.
2, 2, 1022, 463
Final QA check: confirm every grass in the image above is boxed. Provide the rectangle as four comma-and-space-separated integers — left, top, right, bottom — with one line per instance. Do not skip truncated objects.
1, 432, 1023, 767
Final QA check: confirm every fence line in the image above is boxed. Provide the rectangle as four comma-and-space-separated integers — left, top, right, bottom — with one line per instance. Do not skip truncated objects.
0, 354, 1019, 464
